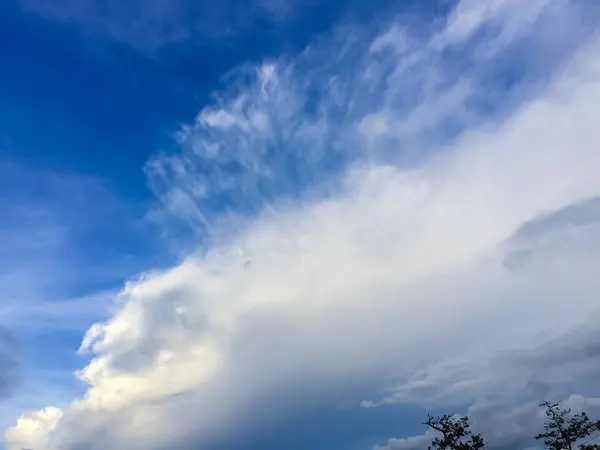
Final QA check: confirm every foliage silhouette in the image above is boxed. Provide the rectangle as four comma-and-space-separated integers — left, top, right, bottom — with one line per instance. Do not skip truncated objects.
535, 401, 600, 450
423, 414, 485, 450
422, 400, 600, 450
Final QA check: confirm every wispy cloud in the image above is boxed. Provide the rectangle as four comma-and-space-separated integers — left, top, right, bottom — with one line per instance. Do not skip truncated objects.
0, 158, 155, 310
146, 0, 594, 240
5, 0, 600, 449
19, 0, 317, 52
0, 328, 20, 400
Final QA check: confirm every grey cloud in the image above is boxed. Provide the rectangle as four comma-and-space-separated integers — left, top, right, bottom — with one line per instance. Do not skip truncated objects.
370, 197, 600, 445
376, 325, 600, 449
503, 196, 600, 272
380, 395, 600, 450
372, 317, 600, 407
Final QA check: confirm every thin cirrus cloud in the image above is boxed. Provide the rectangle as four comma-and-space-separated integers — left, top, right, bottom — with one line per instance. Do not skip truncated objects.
18, 0, 319, 52
0, 159, 151, 313
5, 0, 600, 449
0, 328, 20, 401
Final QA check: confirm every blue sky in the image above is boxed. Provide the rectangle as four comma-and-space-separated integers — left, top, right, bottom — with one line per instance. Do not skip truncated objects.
2, 0, 600, 449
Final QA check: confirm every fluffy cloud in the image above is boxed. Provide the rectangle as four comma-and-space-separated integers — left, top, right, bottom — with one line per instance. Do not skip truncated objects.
6, 0, 600, 449
4, 407, 62, 450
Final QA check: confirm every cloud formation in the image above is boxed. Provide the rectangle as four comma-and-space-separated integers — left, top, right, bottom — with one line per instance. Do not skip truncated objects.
6, 0, 600, 449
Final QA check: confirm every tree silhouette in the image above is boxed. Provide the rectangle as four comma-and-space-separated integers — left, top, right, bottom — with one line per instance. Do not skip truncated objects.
422, 400, 600, 449
424, 414, 486, 450
535, 401, 600, 450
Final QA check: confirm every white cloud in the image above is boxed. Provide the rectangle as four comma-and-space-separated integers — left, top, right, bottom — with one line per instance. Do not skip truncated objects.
4, 407, 62, 450
374, 429, 439, 450
6, 0, 600, 449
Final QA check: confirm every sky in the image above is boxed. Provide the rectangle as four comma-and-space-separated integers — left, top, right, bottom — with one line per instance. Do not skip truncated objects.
1, 0, 600, 449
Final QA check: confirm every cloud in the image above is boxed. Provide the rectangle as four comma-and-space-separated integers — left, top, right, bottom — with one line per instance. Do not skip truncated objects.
0, 158, 158, 440
19, 0, 316, 52
376, 395, 600, 450
6, 0, 600, 449
146, 0, 594, 239
502, 196, 600, 272
20, 0, 194, 51
0, 159, 156, 317
4, 407, 62, 450
375, 430, 439, 450
0, 328, 20, 401
363, 197, 600, 410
